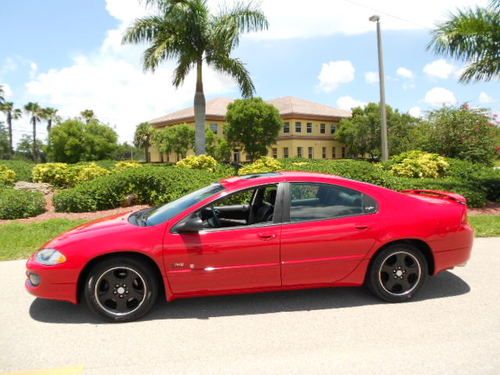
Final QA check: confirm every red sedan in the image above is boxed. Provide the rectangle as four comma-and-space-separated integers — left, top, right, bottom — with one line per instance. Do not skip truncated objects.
26, 172, 473, 322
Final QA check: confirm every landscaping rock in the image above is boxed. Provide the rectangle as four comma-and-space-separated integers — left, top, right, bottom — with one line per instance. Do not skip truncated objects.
14, 181, 53, 195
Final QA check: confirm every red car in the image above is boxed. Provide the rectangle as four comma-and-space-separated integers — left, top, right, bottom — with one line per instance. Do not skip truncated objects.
26, 172, 473, 322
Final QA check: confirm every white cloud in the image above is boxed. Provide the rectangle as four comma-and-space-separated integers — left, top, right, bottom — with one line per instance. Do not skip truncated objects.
396, 67, 414, 79
423, 59, 457, 79
408, 106, 422, 118
24, 0, 238, 143
336, 96, 366, 111
317, 60, 355, 93
479, 92, 494, 104
245, 0, 483, 39
365, 72, 379, 84
0, 83, 13, 99
424, 87, 457, 106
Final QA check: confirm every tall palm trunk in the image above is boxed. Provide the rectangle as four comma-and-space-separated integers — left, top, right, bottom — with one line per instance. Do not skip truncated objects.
7, 111, 13, 157
32, 116, 37, 162
47, 119, 52, 150
144, 144, 150, 163
194, 60, 206, 155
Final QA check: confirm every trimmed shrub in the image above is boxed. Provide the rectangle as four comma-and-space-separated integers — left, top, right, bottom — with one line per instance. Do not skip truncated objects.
239, 157, 283, 175
389, 151, 449, 178
69, 163, 110, 184
176, 155, 218, 171
0, 165, 16, 186
114, 161, 142, 171
54, 166, 231, 212
32, 163, 71, 187
0, 160, 34, 181
0, 189, 46, 219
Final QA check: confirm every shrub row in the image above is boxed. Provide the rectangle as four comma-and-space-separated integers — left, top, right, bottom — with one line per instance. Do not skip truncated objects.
0, 188, 46, 219
54, 166, 232, 212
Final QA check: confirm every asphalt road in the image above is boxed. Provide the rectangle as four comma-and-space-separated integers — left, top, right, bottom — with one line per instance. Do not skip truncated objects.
1, 238, 499, 375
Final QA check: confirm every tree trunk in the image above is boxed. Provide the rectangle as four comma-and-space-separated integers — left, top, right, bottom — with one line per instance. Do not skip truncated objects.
32, 116, 37, 162
194, 60, 206, 155
47, 119, 52, 150
144, 144, 150, 163
7, 112, 13, 157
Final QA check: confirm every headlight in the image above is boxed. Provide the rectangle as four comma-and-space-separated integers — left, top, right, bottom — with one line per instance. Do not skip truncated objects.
35, 249, 67, 266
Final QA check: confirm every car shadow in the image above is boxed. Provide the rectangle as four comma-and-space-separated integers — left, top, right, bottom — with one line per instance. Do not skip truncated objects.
29, 271, 470, 324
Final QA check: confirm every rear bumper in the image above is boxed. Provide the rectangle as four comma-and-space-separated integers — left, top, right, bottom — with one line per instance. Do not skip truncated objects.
432, 224, 474, 274
25, 258, 78, 304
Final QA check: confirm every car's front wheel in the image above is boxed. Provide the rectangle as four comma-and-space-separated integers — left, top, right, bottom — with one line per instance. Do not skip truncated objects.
84, 257, 158, 322
367, 244, 427, 302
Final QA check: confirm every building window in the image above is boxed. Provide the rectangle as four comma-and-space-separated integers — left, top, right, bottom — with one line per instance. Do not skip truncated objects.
322, 147, 326, 159
307, 122, 312, 133
295, 122, 302, 133
331, 124, 337, 134
308, 147, 313, 159
297, 147, 303, 158
332, 147, 336, 159
283, 122, 290, 133
233, 150, 241, 163
320, 123, 326, 134
272, 148, 278, 158
283, 147, 289, 158
342, 146, 346, 158
210, 123, 218, 134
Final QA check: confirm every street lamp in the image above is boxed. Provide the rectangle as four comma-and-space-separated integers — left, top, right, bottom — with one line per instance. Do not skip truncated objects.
369, 15, 389, 162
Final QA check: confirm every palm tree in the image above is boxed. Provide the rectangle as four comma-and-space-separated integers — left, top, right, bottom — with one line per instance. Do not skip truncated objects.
428, 0, 499, 82
134, 122, 154, 162
42, 107, 58, 136
24, 102, 42, 162
0, 85, 5, 105
0, 102, 22, 156
80, 109, 95, 124
123, 0, 268, 154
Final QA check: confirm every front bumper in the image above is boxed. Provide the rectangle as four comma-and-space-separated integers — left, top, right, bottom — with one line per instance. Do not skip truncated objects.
25, 257, 79, 304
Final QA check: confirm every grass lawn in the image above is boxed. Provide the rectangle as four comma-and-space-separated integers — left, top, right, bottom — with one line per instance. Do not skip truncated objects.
0, 219, 87, 261
0, 216, 498, 261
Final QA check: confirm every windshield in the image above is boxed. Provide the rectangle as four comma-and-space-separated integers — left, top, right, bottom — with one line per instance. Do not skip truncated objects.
145, 183, 225, 226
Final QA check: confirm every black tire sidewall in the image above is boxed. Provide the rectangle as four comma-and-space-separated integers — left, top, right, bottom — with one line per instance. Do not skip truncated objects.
367, 244, 428, 302
84, 257, 158, 322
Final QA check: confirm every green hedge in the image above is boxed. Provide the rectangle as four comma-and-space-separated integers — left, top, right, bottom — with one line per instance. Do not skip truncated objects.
0, 189, 46, 219
54, 166, 232, 212
0, 160, 34, 182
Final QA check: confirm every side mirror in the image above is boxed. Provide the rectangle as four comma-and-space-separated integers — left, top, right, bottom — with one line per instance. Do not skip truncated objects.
176, 217, 204, 233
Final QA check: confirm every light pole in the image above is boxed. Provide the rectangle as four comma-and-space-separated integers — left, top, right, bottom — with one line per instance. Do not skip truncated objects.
369, 15, 389, 162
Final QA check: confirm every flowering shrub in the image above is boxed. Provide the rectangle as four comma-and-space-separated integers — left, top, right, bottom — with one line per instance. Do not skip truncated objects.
69, 163, 110, 184
389, 151, 449, 179
0, 165, 16, 186
176, 155, 218, 171
114, 161, 142, 171
32, 163, 71, 187
238, 157, 283, 175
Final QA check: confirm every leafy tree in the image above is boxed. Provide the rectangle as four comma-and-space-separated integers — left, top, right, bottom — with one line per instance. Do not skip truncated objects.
41, 107, 59, 137
171, 124, 195, 159
206, 128, 231, 162
153, 126, 175, 162
23, 102, 43, 162
49, 119, 118, 163
15, 134, 45, 161
122, 0, 268, 154
428, 0, 499, 82
226, 97, 282, 162
0, 122, 10, 159
80, 109, 95, 124
0, 102, 22, 157
134, 122, 154, 162
0, 85, 5, 105
422, 105, 497, 165
338, 103, 421, 160
112, 142, 144, 161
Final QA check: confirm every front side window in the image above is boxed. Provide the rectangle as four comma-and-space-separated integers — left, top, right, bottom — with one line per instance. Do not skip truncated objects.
295, 122, 302, 133
307, 123, 312, 133
320, 123, 326, 134
288, 183, 377, 222
308, 147, 313, 159
283, 147, 289, 158
272, 148, 278, 158
331, 124, 337, 134
283, 122, 290, 133
297, 147, 303, 158
210, 123, 218, 134
322, 147, 326, 159
192, 184, 278, 229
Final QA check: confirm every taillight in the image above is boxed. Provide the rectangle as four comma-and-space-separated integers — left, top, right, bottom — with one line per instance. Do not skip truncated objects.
461, 209, 468, 225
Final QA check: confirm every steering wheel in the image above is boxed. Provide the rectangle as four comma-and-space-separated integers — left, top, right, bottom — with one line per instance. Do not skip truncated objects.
209, 204, 221, 228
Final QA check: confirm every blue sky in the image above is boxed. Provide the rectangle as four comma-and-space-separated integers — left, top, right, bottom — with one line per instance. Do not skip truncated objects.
1, 0, 498, 144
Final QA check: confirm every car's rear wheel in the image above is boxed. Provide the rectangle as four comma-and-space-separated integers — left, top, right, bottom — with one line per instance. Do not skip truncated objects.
367, 244, 427, 302
84, 257, 158, 322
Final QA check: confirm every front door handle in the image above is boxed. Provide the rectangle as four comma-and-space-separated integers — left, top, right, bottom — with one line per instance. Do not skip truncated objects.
354, 224, 369, 230
258, 232, 276, 240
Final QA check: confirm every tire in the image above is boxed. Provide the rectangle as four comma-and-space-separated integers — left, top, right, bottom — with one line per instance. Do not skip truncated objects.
84, 257, 158, 322
367, 244, 428, 302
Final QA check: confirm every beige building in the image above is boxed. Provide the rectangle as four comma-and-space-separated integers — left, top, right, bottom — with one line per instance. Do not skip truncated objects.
148, 96, 350, 162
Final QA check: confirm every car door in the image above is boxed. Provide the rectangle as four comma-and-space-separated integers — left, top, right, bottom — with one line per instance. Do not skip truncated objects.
280, 182, 379, 286
163, 184, 283, 295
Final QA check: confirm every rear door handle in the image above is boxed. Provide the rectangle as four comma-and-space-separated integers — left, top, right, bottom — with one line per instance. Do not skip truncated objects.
354, 225, 369, 230
258, 232, 276, 240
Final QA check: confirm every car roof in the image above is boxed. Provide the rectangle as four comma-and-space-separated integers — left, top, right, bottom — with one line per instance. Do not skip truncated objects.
220, 171, 370, 191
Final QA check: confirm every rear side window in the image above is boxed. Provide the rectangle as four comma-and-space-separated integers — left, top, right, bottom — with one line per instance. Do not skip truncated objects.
289, 183, 378, 222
